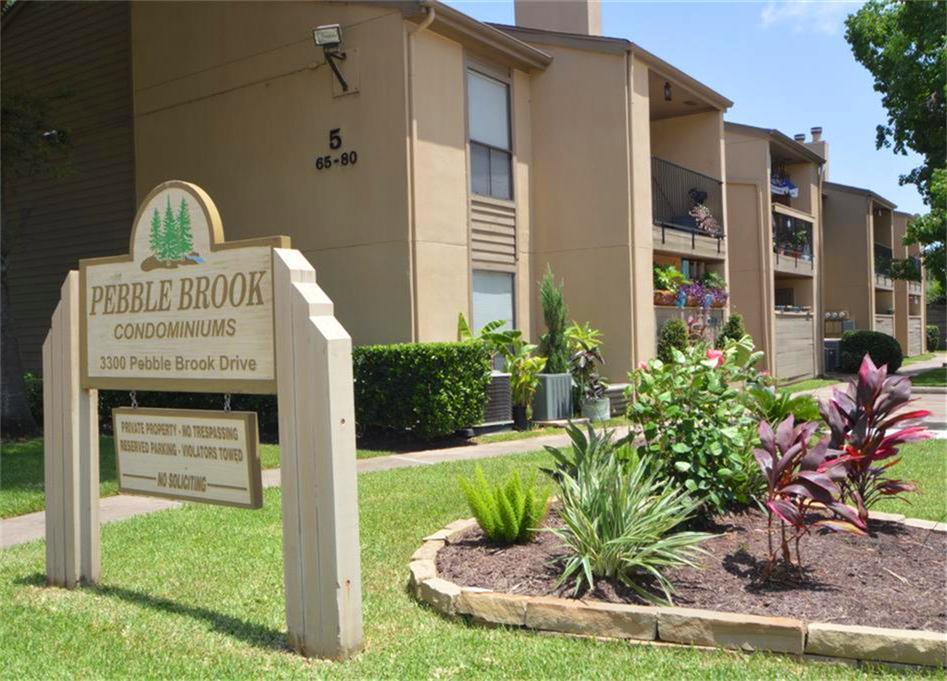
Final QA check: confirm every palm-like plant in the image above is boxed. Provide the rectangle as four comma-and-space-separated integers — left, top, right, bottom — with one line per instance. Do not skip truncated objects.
546, 426, 710, 604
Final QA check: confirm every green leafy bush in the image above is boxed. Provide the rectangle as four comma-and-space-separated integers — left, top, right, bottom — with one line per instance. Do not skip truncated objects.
459, 466, 550, 545
745, 385, 820, 427
353, 341, 491, 440
714, 313, 747, 349
653, 264, 688, 291
627, 337, 765, 513
656, 319, 688, 363
538, 266, 570, 374
547, 427, 710, 603
927, 324, 941, 352
839, 330, 902, 373
541, 421, 635, 483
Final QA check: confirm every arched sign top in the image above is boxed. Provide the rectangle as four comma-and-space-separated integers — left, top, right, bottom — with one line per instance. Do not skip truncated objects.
79, 181, 290, 394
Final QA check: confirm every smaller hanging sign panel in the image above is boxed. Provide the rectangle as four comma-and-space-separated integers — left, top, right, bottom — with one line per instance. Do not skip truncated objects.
113, 407, 262, 508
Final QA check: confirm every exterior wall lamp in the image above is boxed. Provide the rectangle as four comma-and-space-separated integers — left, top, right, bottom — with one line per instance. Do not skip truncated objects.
664, 81, 672, 102
314, 24, 349, 92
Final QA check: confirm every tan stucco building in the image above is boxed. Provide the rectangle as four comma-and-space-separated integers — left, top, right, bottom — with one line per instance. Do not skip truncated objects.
4, 0, 732, 381
724, 123, 825, 382
822, 181, 899, 340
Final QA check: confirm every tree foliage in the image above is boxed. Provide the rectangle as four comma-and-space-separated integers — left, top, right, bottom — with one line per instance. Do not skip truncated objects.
845, 0, 946, 198
845, 1, 946, 285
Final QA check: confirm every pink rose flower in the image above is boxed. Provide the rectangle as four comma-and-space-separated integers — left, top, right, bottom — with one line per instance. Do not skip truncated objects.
706, 349, 725, 367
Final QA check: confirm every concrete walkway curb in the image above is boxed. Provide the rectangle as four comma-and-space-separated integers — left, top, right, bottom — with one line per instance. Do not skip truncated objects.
3, 428, 623, 550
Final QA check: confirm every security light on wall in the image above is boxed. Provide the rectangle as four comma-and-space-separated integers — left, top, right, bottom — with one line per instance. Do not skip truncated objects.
663, 81, 672, 102
313, 24, 349, 92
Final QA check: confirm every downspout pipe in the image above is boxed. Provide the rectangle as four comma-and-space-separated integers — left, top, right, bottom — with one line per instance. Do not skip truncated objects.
406, 2, 435, 341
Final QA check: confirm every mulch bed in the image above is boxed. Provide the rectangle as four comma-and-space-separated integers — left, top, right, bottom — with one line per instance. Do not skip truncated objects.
437, 510, 947, 632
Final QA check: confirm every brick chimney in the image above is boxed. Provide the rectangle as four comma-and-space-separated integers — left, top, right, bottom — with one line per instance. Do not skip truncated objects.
805, 126, 829, 180
514, 0, 601, 36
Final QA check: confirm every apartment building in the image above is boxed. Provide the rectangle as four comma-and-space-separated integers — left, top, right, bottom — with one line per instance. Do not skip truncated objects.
724, 123, 825, 382
822, 181, 898, 339
3, 0, 732, 381
892, 211, 927, 356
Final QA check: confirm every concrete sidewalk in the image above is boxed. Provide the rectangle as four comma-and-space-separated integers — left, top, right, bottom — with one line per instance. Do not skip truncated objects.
4, 358, 942, 551
2, 428, 605, 550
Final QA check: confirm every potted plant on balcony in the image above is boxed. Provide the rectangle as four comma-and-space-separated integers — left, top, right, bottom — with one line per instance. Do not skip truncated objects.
567, 322, 609, 422
533, 267, 573, 422
653, 264, 687, 306
699, 272, 729, 308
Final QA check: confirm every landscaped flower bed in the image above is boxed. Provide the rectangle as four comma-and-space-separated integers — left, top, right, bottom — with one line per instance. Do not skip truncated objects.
409, 341, 947, 668
409, 511, 947, 667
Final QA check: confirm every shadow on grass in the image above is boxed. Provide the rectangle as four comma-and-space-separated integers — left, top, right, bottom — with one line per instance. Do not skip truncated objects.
16, 573, 290, 653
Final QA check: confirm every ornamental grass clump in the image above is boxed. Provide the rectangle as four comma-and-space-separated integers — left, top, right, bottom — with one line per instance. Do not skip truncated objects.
754, 416, 865, 581
543, 424, 710, 604
459, 466, 550, 545
820, 353, 930, 525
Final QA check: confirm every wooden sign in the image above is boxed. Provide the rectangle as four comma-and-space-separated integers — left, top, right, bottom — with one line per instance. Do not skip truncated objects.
80, 181, 288, 393
113, 407, 262, 508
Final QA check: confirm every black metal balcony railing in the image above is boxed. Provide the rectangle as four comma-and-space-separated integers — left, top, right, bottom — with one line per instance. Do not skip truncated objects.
772, 212, 814, 268
652, 157, 725, 249
874, 243, 893, 277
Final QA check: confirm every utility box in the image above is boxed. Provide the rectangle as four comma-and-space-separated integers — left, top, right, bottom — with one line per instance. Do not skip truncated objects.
824, 339, 841, 373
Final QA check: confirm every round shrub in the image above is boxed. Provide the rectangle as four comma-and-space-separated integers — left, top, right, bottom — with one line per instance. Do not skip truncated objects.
715, 313, 747, 349
927, 324, 941, 352
839, 330, 902, 374
657, 318, 688, 363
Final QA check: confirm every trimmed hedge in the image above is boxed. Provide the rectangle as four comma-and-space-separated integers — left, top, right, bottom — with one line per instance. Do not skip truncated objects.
927, 324, 940, 353
839, 330, 903, 374
352, 341, 491, 440
24, 340, 492, 443
715, 313, 748, 349
657, 319, 688, 363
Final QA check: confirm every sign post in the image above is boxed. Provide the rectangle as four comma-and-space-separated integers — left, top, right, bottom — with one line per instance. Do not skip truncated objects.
43, 180, 363, 659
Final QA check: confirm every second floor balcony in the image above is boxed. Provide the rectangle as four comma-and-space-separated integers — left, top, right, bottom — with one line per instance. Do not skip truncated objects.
874, 243, 894, 289
652, 157, 725, 258
772, 211, 815, 275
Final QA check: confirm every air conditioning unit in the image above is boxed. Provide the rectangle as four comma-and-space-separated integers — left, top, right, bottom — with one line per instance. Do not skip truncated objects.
824, 339, 841, 373
478, 372, 512, 431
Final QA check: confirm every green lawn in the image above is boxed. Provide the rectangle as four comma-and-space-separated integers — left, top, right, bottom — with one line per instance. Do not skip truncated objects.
475, 417, 629, 444
0, 437, 395, 518
911, 367, 947, 388
784, 377, 840, 392
902, 352, 942, 366
2, 445, 943, 679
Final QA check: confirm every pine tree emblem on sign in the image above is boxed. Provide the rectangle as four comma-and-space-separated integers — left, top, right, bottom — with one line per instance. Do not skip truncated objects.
143, 196, 205, 271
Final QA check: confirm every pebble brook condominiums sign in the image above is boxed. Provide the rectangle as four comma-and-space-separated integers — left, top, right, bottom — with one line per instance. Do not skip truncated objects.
48, 180, 363, 659
80, 181, 287, 393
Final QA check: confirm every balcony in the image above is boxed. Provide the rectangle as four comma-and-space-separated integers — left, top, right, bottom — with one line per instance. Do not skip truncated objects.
874, 244, 893, 290
652, 157, 725, 259
772, 211, 814, 276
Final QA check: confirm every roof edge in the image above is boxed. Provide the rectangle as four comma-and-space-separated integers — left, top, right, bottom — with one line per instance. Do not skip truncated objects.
725, 121, 825, 165
491, 22, 731, 111
824, 181, 897, 209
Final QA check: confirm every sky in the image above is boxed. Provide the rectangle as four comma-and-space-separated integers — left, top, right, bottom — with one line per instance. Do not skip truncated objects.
445, 0, 927, 215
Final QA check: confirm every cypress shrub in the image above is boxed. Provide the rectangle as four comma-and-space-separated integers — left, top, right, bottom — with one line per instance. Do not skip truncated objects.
927, 324, 941, 352
538, 266, 570, 374
715, 313, 748, 349
839, 330, 903, 373
657, 319, 688, 363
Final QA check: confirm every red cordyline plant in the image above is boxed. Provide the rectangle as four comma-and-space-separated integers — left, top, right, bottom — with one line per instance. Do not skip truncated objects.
754, 416, 865, 580
819, 354, 930, 525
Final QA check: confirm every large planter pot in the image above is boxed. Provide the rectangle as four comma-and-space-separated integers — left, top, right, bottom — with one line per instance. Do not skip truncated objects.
532, 373, 573, 421
580, 396, 610, 422
512, 404, 529, 431
654, 290, 676, 306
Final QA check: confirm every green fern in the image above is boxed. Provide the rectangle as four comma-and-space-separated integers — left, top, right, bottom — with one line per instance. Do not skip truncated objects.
458, 467, 550, 545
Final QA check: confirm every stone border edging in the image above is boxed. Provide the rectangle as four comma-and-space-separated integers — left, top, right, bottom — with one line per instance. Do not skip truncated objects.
408, 514, 947, 668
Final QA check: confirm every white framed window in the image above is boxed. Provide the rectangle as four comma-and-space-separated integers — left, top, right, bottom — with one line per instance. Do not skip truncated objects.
467, 69, 512, 201
472, 270, 514, 333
